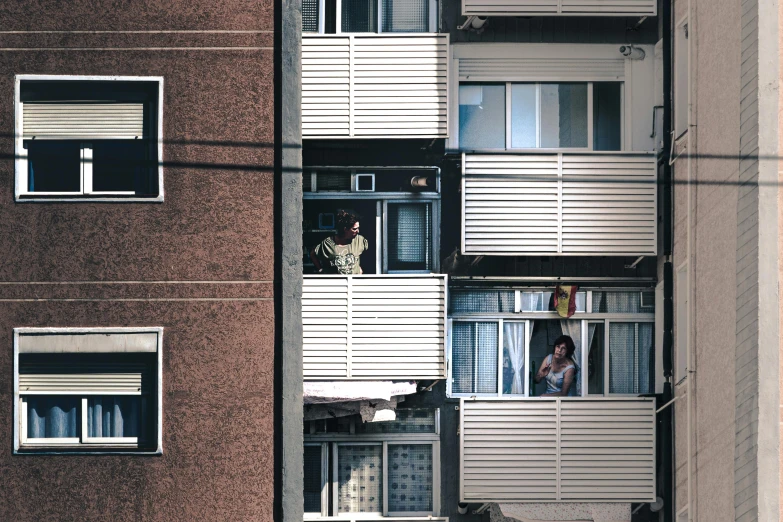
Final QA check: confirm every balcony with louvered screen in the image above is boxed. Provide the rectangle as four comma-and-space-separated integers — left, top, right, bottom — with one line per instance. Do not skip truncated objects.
302, 274, 447, 379
461, 0, 656, 17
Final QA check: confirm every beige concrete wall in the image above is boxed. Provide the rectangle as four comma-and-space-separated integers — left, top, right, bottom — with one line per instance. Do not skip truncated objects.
672, 0, 742, 519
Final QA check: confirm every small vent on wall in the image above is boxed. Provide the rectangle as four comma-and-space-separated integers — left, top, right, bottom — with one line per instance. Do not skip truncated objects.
316, 172, 351, 192
353, 173, 375, 192
641, 291, 655, 309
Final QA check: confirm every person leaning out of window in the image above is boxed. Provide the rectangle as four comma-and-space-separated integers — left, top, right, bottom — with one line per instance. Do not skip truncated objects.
310, 209, 368, 275
535, 335, 578, 397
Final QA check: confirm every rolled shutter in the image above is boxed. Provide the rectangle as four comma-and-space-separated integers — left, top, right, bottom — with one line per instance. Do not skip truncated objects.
22, 102, 144, 139
19, 361, 150, 395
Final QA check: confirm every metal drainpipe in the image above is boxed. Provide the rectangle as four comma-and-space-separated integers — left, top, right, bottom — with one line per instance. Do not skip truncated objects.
660, 0, 674, 519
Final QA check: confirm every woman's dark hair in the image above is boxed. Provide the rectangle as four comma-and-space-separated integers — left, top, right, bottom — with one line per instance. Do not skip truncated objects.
553, 335, 576, 360
336, 209, 361, 233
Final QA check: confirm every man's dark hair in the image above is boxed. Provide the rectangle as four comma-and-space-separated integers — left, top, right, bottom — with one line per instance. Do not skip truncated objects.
336, 209, 361, 233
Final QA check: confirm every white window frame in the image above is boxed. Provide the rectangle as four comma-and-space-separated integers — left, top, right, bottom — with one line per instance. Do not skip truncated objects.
304, 432, 441, 518
305, 0, 438, 33
13, 327, 163, 454
457, 81, 625, 152
14, 75, 164, 203
447, 289, 655, 398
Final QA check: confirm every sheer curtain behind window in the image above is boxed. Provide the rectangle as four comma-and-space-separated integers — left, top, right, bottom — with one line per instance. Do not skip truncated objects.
342, 0, 378, 32
338, 445, 383, 513
87, 397, 140, 438
27, 397, 78, 438
559, 320, 581, 396
503, 322, 525, 394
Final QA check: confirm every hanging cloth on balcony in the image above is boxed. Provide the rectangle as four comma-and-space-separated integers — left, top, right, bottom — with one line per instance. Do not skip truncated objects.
554, 285, 579, 318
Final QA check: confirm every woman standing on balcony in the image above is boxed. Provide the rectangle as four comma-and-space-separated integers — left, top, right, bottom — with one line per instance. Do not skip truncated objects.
535, 335, 578, 397
311, 209, 368, 275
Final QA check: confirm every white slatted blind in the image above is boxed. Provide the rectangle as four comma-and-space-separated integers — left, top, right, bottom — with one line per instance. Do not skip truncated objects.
302, 37, 352, 137
462, 0, 656, 16
559, 400, 656, 501
458, 57, 624, 82
460, 398, 656, 503
22, 103, 144, 139
561, 155, 657, 254
461, 400, 558, 502
302, 275, 447, 379
302, 34, 449, 138
19, 362, 149, 395
463, 154, 560, 255
462, 153, 657, 256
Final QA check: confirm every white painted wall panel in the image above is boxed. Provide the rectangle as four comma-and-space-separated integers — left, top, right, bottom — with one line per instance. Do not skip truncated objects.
462, 152, 657, 256
302, 275, 447, 379
460, 398, 656, 503
302, 34, 449, 139
462, 0, 656, 16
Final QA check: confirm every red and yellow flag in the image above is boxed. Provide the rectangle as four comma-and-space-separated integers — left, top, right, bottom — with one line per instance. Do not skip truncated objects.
554, 285, 579, 318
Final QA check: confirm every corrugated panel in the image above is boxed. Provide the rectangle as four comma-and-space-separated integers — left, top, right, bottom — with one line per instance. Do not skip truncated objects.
559, 399, 656, 501
302, 275, 447, 379
461, 400, 558, 502
22, 103, 144, 139
302, 34, 449, 138
303, 277, 350, 378
462, 0, 656, 16
458, 58, 624, 82
462, 152, 657, 256
460, 398, 656, 503
463, 154, 559, 255
19, 362, 149, 394
561, 155, 657, 255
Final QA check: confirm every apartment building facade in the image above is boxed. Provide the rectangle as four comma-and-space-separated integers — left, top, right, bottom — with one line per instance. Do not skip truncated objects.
300, 1, 671, 522
0, 2, 303, 521
669, 0, 782, 521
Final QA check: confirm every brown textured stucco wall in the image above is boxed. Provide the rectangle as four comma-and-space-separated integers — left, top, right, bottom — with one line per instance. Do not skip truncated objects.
0, 1, 276, 520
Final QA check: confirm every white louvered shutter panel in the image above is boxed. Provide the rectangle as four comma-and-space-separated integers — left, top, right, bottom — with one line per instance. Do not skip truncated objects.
560, 0, 656, 15
462, 0, 655, 16
561, 155, 657, 255
19, 361, 150, 395
458, 57, 624, 82
461, 400, 559, 502
350, 276, 445, 378
352, 35, 448, 138
302, 36, 352, 137
463, 154, 560, 255
559, 399, 656, 502
460, 398, 656, 503
22, 102, 144, 139
302, 277, 350, 378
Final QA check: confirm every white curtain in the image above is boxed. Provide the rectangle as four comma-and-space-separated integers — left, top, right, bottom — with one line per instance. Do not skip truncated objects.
503, 322, 526, 394
88, 397, 140, 438
559, 319, 582, 396
27, 397, 79, 438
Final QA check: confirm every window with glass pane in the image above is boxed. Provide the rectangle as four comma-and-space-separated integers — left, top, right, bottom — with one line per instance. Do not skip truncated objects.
382, 0, 429, 31
87, 397, 142, 438
609, 322, 653, 394
358, 408, 437, 434
342, 0, 377, 32
502, 322, 526, 395
511, 84, 537, 148
593, 291, 650, 314
338, 444, 383, 513
26, 140, 81, 193
304, 445, 323, 513
303, 0, 320, 31
587, 322, 605, 395
540, 83, 588, 148
451, 322, 498, 394
26, 397, 79, 439
593, 82, 622, 151
459, 84, 506, 149
450, 290, 515, 314
388, 444, 433, 512
387, 203, 432, 271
